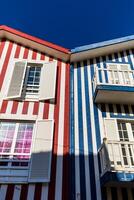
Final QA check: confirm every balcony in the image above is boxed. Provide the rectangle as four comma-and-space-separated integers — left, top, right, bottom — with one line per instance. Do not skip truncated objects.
93, 68, 134, 104
99, 138, 134, 186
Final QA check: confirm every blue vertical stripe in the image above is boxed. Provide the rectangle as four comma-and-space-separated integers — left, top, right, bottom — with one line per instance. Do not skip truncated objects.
77, 62, 86, 200
70, 65, 75, 200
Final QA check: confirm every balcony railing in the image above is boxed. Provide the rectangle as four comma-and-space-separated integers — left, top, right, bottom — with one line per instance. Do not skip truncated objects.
99, 138, 134, 177
92, 68, 134, 104
93, 68, 134, 89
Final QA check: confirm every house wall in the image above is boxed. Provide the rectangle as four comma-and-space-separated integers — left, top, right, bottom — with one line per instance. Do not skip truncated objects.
70, 49, 134, 200
0, 39, 70, 200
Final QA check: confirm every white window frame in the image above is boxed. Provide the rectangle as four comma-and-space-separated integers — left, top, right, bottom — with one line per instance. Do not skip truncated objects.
22, 62, 43, 99
6, 59, 57, 101
106, 63, 133, 85
104, 118, 134, 168
0, 121, 35, 170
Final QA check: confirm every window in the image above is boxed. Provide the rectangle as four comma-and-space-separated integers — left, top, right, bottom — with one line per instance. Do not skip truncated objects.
0, 120, 54, 183
22, 63, 42, 97
107, 63, 133, 85
117, 121, 134, 166
7, 61, 57, 101
0, 122, 33, 167
104, 118, 134, 168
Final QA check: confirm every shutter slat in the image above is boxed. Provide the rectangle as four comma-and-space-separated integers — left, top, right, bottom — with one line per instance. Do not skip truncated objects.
39, 61, 57, 101
7, 61, 26, 99
29, 120, 54, 182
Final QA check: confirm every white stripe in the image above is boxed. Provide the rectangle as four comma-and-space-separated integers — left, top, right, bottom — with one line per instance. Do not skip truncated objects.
123, 51, 128, 62
113, 104, 118, 116
118, 52, 122, 62
41, 184, 48, 200
19, 46, 25, 59
0, 41, 10, 72
0, 185, 8, 200
27, 184, 35, 200
36, 52, 41, 60
27, 102, 35, 118
38, 102, 44, 119
112, 54, 116, 62
121, 105, 126, 116
55, 62, 66, 200
100, 56, 106, 83
1, 43, 17, 98
5, 101, 13, 114
12, 185, 21, 200
74, 63, 81, 198
80, 63, 91, 200
27, 49, 33, 59
17, 101, 24, 115
88, 61, 101, 200
105, 104, 110, 118
44, 55, 49, 62
128, 105, 133, 117
48, 60, 57, 120
129, 50, 134, 69
98, 104, 105, 142
87, 60, 101, 200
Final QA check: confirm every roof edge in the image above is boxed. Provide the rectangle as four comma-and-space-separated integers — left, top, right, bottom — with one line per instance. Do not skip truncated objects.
71, 35, 134, 53
0, 25, 70, 54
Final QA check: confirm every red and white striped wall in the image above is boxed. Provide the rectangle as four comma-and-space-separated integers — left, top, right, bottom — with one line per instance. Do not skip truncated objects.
0, 39, 70, 200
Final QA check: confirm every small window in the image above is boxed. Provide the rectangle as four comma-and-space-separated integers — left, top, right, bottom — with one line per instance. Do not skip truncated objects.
0, 121, 34, 167
6, 61, 57, 101
22, 63, 43, 97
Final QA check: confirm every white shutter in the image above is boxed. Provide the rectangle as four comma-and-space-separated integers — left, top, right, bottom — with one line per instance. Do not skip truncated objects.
7, 61, 27, 99
39, 61, 57, 101
104, 118, 119, 141
29, 120, 54, 182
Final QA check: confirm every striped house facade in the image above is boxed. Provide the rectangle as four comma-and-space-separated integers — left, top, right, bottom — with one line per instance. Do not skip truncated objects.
0, 26, 70, 200
70, 46, 134, 200
1, 25, 134, 200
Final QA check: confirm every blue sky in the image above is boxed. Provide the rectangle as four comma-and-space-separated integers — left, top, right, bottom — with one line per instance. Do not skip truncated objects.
0, 0, 134, 48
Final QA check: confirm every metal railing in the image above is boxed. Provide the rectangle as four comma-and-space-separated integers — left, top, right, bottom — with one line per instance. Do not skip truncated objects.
93, 68, 134, 91
99, 138, 134, 176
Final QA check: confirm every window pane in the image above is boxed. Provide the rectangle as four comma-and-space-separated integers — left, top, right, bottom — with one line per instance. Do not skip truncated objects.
0, 122, 15, 153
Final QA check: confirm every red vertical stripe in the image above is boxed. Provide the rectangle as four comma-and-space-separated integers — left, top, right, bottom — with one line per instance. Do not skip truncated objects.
33, 102, 39, 115
34, 184, 42, 200
11, 101, 19, 114
5, 184, 15, 200
32, 50, 37, 60
0, 42, 13, 89
48, 60, 62, 200
14, 44, 21, 58
43, 102, 49, 119
0, 39, 6, 58
62, 63, 70, 200
22, 101, 29, 114
0, 100, 8, 113
40, 53, 45, 60
23, 48, 29, 59
20, 184, 28, 200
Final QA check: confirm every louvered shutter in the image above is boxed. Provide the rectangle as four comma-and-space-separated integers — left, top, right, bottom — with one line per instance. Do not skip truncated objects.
104, 119, 121, 167
39, 61, 57, 101
7, 61, 27, 99
104, 118, 119, 141
29, 120, 54, 182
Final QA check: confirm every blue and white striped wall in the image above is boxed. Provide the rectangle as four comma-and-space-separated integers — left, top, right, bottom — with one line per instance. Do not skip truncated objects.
70, 49, 134, 200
